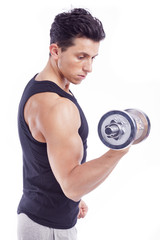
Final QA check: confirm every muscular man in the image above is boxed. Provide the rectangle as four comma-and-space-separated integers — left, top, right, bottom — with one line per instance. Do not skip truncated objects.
17, 8, 129, 240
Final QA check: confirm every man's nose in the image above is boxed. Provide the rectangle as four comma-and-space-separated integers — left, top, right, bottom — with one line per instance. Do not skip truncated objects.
83, 59, 93, 73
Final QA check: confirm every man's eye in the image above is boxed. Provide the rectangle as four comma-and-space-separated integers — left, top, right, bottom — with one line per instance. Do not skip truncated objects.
78, 56, 85, 60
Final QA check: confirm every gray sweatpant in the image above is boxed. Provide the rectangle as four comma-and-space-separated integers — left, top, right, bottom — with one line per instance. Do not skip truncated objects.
17, 213, 77, 240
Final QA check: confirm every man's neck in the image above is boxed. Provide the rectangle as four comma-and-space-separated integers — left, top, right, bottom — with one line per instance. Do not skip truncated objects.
35, 59, 70, 94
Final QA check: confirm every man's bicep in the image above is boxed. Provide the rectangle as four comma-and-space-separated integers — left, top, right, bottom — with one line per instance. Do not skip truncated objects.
47, 132, 83, 182
39, 99, 83, 185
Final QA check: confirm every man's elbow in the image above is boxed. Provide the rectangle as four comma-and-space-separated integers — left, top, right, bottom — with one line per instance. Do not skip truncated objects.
65, 191, 81, 202
61, 182, 82, 202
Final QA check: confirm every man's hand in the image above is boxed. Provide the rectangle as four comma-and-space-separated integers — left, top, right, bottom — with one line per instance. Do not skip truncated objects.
78, 200, 88, 219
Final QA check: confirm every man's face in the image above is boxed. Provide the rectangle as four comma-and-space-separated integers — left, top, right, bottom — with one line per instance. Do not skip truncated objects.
57, 37, 100, 84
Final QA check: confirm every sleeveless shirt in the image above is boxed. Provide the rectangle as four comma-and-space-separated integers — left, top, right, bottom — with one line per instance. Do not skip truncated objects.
17, 74, 89, 229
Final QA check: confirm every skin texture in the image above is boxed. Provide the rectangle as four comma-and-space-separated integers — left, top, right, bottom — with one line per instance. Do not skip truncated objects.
24, 37, 129, 218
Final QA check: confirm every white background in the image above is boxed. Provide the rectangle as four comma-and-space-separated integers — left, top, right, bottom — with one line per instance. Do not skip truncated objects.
0, 0, 160, 239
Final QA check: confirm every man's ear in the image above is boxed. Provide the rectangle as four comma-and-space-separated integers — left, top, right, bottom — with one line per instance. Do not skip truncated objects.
49, 44, 60, 59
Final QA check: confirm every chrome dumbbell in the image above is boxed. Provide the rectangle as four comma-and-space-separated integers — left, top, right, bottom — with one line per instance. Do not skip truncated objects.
98, 109, 151, 149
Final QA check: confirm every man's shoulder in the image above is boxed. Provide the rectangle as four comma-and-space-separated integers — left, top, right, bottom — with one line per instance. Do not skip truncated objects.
36, 92, 77, 113
49, 97, 79, 123
38, 95, 81, 137
37, 93, 80, 126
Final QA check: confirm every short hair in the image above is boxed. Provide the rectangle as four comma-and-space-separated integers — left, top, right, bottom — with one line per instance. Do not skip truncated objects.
50, 8, 105, 51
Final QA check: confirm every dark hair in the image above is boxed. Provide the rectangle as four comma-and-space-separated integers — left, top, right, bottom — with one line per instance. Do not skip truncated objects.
50, 8, 105, 51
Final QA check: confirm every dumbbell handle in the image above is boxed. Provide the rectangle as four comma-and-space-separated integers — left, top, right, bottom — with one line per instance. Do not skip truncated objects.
105, 124, 120, 137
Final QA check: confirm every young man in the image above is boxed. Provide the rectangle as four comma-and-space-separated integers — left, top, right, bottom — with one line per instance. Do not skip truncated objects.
17, 8, 129, 240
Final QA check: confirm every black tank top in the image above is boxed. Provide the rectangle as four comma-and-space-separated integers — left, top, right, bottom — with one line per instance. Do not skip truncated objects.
17, 74, 89, 229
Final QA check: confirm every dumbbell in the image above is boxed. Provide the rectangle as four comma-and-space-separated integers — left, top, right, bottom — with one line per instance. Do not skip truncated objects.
98, 109, 151, 149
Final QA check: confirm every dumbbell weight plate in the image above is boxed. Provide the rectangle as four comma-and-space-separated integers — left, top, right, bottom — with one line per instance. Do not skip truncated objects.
98, 110, 137, 149
125, 109, 151, 145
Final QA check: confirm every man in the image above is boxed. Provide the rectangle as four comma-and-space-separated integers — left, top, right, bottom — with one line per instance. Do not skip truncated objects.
17, 8, 129, 240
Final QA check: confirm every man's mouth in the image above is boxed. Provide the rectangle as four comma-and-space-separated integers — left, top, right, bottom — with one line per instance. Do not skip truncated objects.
78, 74, 87, 79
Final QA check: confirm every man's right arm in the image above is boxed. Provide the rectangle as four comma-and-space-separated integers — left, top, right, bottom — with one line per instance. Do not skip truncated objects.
37, 98, 129, 202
